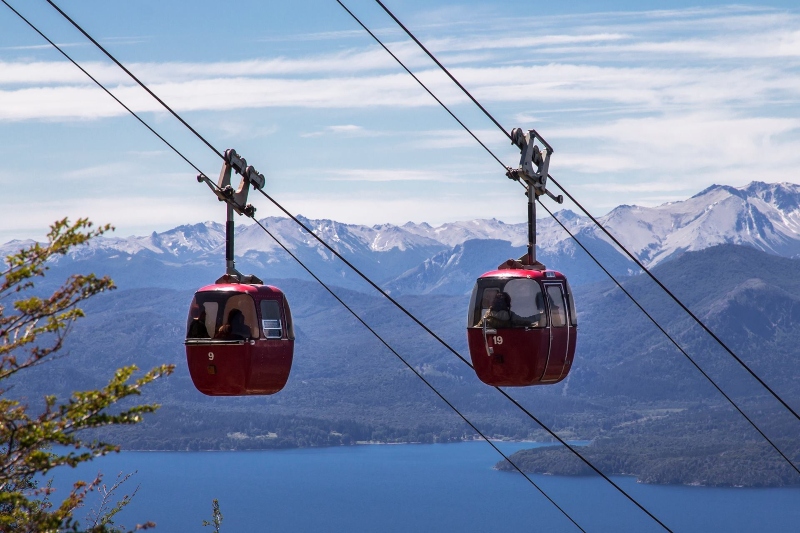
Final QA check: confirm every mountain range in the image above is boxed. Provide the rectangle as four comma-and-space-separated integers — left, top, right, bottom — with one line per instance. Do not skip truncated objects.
4, 181, 799, 295
4, 181, 800, 486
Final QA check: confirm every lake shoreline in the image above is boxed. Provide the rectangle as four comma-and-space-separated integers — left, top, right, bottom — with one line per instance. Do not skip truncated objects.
496, 438, 800, 489
51, 441, 800, 533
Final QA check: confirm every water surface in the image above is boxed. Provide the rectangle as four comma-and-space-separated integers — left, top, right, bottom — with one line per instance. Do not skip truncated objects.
52, 442, 800, 532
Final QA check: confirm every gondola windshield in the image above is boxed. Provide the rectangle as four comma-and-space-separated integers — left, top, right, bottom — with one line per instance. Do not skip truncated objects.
187, 292, 259, 341
468, 278, 547, 329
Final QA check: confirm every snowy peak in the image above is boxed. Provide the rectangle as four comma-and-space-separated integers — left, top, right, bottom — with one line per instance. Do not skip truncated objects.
155, 222, 225, 255
401, 218, 528, 247
599, 181, 800, 265
4, 182, 800, 287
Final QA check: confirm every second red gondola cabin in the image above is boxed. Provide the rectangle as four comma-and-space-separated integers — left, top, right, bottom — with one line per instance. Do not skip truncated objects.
467, 267, 577, 387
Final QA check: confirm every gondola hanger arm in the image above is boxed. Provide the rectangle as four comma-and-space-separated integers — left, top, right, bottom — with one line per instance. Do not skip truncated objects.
506, 128, 562, 204
197, 148, 264, 218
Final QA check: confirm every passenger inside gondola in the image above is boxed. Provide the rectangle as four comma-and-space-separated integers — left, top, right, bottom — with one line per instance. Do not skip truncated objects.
217, 309, 251, 340
507, 280, 545, 327
479, 291, 512, 328
187, 305, 210, 339
472, 279, 548, 329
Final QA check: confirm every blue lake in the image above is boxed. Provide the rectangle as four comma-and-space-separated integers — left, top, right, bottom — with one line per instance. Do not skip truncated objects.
51, 441, 800, 532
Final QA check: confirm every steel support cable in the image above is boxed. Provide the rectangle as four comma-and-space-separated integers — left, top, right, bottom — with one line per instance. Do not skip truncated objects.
350, 0, 800, 495
0, 0, 204, 176
44, 0, 225, 162
372, 0, 512, 142
6, 5, 587, 529
343, 0, 799, 510
34, 0, 790, 525
258, 187, 674, 533
335, 0, 506, 169
371, 0, 800, 426
352, 0, 800, 479
536, 200, 800, 477
34, 4, 669, 529
340, 0, 800, 509
547, 174, 800, 425
248, 218, 586, 533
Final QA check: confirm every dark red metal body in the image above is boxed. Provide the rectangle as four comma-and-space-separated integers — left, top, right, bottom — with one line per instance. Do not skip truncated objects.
467, 269, 577, 387
185, 283, 294, 396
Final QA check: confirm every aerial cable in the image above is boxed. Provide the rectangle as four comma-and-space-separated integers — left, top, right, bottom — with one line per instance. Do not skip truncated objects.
339, 0, 799, 499
372, 0, 512, 142
335, 0, 506, 169
5, 4, 587, 529
257, 187, 674, 532
38, 2, 675, 527
43, 0, 226, 162
248, 218, 587, 533
0, 0, 203, 176
32, 4, 672, 529
30, 0, 798, 522
536, 200, 800, 477
340, 0, 800, 477
368, 0, 800, 425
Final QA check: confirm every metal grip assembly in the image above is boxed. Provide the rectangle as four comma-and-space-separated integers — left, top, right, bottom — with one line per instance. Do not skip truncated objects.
505, 127, 563, 265
202, 148, 265, 217
506, 128, 561, 203
196, 148, 267, 280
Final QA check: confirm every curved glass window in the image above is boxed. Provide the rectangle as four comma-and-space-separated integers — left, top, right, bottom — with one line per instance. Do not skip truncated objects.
565, 280, 578, 326
506, 279, 546, 327
283, 297, 295, 341
468, 277, 546, 328
186, 291, 259, 340
467, 284, 479, 328
260, 300, 283, 339
546, 285, 567, 327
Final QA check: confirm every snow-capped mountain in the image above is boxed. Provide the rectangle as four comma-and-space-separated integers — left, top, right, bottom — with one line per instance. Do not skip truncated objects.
594, 182, 800, 265
3, 182, 799, 294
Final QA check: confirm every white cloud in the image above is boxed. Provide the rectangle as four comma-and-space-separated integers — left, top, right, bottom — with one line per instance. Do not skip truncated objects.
325, 168, 456, 182
1, 42, 88, 51
406, 128, 504, 150
2, 60, 797, 121
263, 190, 527, 227
0, 195, 214, 243
424, 32, 631, 53
2, 4, 800, 241
550, 113, 800, 170
300, 124, 374, 138
214, 121, 279, 139
2, 4, 799, 122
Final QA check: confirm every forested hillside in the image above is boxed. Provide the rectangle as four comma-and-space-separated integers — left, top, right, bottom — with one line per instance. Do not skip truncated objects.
9, 243, 800, 485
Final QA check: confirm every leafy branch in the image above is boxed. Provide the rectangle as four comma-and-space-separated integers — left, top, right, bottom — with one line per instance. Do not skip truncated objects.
0, 218, 174, 531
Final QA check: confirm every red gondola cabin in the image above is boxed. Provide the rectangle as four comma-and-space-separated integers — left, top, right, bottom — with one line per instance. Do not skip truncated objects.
185, 281, 294, 396
467, 267, 577, 386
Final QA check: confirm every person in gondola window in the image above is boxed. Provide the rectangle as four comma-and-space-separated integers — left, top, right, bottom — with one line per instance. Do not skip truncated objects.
480, 292, 513, 328
187, 305, 209, 339
217, 309, 251, 340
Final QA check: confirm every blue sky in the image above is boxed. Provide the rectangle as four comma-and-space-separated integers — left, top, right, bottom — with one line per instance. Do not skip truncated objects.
1, 0, 799, 241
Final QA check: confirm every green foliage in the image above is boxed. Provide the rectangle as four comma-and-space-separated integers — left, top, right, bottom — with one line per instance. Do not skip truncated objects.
83, 471, 151, 533
0, 218, 174, 532
202, 499, 223, 532
497, 406, 800, 487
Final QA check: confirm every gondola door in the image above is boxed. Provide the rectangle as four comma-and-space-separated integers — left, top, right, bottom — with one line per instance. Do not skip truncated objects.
541, 283, 570, 382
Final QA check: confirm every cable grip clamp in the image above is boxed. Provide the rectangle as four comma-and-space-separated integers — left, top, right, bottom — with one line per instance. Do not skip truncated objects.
508, 128, 562, 204
197, 148, 265, 216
